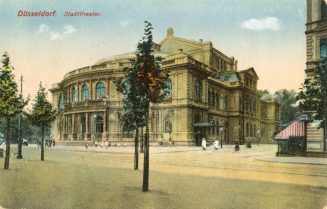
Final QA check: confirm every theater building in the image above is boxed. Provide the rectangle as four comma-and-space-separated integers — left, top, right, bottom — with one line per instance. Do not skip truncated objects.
50, 28, 280, 146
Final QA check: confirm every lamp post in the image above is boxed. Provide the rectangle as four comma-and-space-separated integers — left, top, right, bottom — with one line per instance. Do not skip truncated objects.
219, 127, 224, 148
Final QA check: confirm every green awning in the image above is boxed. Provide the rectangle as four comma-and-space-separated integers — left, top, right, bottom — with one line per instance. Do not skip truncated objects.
193, 122, 215, 128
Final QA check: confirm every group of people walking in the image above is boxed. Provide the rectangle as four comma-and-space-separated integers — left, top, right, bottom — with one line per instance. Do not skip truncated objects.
201, 137, 241, 151
201, 138, 220, 150
85, 139, 110, 149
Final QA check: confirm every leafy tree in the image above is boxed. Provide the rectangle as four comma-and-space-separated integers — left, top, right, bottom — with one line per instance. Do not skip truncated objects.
28, 83, 57, 161
118, 21, 168, 192
275, 89, 298, 125
297, 58, 327, 150
0, 52, 27, 169
258, 89, 270, 98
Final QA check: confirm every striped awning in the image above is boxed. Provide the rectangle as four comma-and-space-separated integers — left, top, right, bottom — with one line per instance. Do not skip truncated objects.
275, 120, 305, 140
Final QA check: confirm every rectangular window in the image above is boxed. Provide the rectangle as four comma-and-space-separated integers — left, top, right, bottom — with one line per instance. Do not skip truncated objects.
320, 39, 327, 58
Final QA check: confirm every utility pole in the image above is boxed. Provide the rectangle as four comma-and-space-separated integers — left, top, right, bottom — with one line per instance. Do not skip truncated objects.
16, 75, 23, 159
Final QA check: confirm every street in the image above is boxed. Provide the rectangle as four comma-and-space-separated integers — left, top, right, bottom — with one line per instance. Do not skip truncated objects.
0, 144, 326, 209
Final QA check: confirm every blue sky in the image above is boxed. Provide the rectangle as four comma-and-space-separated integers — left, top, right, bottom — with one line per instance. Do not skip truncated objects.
0, 0, 307, 98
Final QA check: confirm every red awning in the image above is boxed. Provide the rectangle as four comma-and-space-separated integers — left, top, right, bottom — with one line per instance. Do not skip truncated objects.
275, 120, 305, 140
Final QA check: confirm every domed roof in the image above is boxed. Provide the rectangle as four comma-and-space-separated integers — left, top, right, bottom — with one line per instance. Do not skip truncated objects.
95, 52, 135, 65
95, 51, 169, 65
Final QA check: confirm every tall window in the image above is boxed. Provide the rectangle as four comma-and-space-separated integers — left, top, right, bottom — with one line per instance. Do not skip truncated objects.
195, 79, 202, 100
320, 39, 327, 58
58, 95, 64, 111
72, 86, 77, 103
322, 1, 327, 20
81, 115, 86, 136
208, 90, 211, 106
166, 78, 172, 97
95, 116, 103, 133
96, 82, 105, 100
82, 84, 89, 101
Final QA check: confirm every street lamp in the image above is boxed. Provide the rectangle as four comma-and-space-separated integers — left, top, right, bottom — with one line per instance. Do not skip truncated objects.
219, 127, 224, 148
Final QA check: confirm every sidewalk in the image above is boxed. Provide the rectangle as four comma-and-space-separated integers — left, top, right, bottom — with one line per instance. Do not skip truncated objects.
256, 156, 327, 165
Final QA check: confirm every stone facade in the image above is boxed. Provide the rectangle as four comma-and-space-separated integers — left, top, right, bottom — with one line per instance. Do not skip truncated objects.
306, 0, 327, 78
50, 28, 280, 146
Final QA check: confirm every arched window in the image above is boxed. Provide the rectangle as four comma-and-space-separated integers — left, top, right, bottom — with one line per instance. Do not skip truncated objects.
95, 116, 103, 133
72, 86, 77, 103
58, 95, 64, 111
195, 79, 202, 100
82, 84, 89, 101
96, 82, 105, 100
166, 78, 172, 97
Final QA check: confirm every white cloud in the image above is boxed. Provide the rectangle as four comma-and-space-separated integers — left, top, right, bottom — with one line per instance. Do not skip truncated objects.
50, 32, 62, 41
63, 25, 76, 34
120, 20, 129, 27
36, 24, 49, 34
36, 24, 77, 41
241, 17, 281, 31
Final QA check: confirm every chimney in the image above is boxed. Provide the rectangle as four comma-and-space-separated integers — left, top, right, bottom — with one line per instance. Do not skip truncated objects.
167, 27, 174, 38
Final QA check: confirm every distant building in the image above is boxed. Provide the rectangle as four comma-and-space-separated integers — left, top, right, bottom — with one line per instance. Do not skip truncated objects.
306, 0, 327, 78
50, 28, 280, 146
275, 0, 327, 156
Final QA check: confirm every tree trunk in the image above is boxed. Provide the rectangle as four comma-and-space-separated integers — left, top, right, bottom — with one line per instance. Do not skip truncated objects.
4, 117, 11, 169
41, 124, 45, 161
142, 111, 149, 192
140, 127, 144, 153
16, 113, 23, 159
134, 128, 139, 170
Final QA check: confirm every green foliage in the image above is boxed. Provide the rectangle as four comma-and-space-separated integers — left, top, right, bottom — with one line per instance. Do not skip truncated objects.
0, 114, 49, 143
0, 52, 27, 117
28, 83, 57, 126
275, 89, 298, 125
297, 59, 327, 123
117, 21, 168, 129
258, 89, 270, 98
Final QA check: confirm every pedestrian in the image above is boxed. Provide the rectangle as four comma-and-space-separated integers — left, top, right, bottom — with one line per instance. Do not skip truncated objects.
52, 140, 55, 147
100, 140, 104, 148
201, 137, 206, 150
95, 141, 98, 147
214, 139, 219, 150
234, 141, 240, 151
105, 140, 109, 149
85, 143, 88, 149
